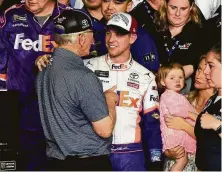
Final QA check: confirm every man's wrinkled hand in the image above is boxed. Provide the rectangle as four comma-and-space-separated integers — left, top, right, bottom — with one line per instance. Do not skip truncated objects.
105, 86, 118, 105
35, 54, 52, 71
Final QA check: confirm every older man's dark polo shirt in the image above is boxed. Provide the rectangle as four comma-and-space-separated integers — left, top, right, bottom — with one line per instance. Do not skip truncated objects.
37, 48, 111, 160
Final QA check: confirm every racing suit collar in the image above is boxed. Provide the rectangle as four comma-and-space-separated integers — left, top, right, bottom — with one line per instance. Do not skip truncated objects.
105, 54, 133, 71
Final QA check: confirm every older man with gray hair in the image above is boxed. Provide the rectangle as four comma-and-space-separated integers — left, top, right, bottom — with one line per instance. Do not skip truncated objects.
36, 9, 118, 171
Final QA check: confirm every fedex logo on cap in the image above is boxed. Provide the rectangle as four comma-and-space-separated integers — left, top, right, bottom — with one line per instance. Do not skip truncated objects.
14, 33, 58, 52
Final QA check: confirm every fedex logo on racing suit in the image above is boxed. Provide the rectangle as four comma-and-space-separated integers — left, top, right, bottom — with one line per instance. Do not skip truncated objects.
150, 94, 159, 102
117, 91, 139, 108
111, 64, 127, 70
14, 33, 57, 52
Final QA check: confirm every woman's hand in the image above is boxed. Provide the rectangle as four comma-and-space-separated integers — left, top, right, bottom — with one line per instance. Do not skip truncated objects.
165, 115, 186, 130
164, 146, 185, 159
200, 112, 221, 130
165, 114, 196, 139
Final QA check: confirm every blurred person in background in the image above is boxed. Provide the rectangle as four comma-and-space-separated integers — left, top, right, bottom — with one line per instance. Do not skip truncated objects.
154, 0, 206, 94
201, 4, 221, 53
130, 0, 163, 41
195, 0, 221, 20
81, 0, 107, 58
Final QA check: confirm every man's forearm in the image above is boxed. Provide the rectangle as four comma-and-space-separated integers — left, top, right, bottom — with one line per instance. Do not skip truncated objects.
91, 102, 116, 138
107, 102, 116, 130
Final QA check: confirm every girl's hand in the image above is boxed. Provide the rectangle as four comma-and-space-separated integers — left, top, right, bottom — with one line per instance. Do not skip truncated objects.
165, 115, 186, 130
200, 112, 221, 130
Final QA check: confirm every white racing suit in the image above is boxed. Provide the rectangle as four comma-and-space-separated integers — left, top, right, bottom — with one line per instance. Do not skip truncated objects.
84, 54, 162, 171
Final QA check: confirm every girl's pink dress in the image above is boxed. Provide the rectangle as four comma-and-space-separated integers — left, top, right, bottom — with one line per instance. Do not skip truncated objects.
160, 90, 196, 154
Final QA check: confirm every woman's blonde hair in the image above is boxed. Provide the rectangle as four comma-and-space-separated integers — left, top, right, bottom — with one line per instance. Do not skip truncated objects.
156, 63, 185, 94
155, 0, 202, 31
187, 53, 218, 103
187, 55, 205, 103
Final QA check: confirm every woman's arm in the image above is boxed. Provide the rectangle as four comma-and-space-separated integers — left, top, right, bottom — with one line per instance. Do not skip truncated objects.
183, 65, 194, 79
165, 115, 196, 139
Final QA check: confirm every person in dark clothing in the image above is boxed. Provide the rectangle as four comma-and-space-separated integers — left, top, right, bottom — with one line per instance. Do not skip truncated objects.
130, 0, 205, 44
201, 5, 221, 53
130, 0, 162, 41
81, 0, 107, 58
195, 45, 221, 171
0, 0, 68, 170
154, 0, 206, 94
155, 0, 204, 70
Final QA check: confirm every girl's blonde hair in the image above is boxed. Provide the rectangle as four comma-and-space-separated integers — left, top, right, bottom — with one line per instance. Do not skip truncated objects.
155, 0, 202, 31
156, 63, 185, 93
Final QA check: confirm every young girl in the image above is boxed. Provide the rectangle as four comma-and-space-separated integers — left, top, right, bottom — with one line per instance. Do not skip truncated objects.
157, 63, 197, 171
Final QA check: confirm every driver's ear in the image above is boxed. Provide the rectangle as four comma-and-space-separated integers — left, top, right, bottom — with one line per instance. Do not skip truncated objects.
129, 33, 137, 44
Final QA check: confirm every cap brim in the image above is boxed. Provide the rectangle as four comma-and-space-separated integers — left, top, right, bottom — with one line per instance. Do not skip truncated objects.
106, 25, 130, 35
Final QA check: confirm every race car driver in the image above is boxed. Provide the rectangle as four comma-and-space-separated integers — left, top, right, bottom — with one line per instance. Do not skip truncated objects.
99, 0, 160, 72
84, 0, 160, 72
84, 12, 162, 171
0, 0, 68, 170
